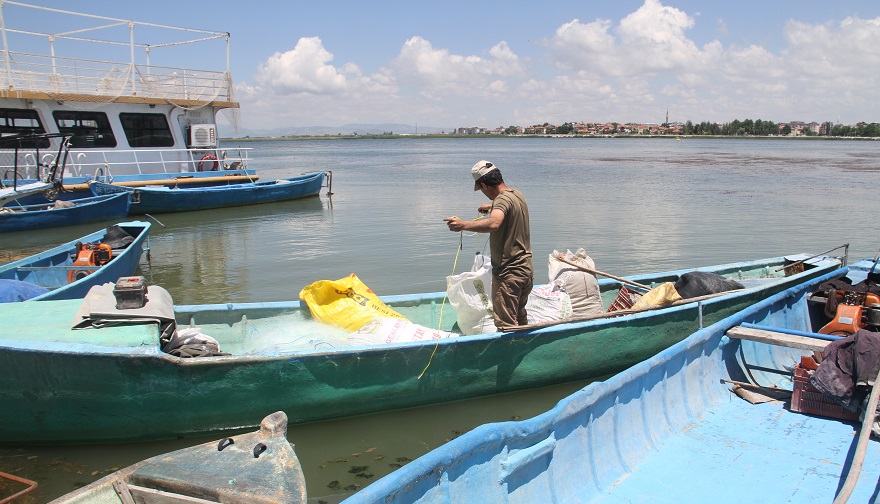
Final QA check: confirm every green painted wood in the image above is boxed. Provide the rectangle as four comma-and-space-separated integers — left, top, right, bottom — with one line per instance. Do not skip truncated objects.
0, 255, 841, 444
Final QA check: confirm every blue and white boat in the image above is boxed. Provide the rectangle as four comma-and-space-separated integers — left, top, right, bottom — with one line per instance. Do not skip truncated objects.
0, 220, 150, 302
89, 172, 326, 214
345, 263, 880, 503
0, 192, 131, 233
0, 2, 259, 195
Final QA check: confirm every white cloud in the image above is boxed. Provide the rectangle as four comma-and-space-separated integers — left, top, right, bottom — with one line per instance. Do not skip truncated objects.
255, 37, 348, 94
390, 36, 526, 99
235, 1, 880, 130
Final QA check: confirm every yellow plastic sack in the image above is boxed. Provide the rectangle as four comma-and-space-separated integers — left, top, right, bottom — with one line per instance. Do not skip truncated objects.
299, 274, 408, 332
630, 282, 683, 310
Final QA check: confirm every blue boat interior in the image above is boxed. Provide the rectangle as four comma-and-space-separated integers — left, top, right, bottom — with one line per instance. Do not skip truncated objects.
0, 223, 144, 299
343, 264, 880, 504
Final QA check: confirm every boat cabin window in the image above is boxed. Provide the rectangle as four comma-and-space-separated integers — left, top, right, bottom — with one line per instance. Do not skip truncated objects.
0, 108, 49, 147
52, 111, 117, 148
119, 113, 175, 148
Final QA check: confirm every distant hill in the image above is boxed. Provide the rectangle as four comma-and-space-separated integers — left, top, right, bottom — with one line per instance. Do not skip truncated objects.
223, 123, 453, 138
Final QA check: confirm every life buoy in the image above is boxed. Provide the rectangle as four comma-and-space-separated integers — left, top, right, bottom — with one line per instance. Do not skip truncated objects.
198, 154, 219, 171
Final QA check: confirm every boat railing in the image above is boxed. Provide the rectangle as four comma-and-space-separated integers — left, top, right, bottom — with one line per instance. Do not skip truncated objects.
0, 51, 234, 106
0, 133, 72, 188
0, 2, 235, 106
0, 146, 252, 180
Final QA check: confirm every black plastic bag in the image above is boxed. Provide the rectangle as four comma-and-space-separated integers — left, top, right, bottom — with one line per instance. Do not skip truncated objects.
674, 271, 744, 299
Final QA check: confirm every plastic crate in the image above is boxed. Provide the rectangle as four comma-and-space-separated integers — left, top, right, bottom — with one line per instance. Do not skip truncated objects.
790, 364, 859, 421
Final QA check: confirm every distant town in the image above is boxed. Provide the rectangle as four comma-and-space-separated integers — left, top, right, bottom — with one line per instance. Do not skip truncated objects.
236, 118, 880, 140
454, 119, 880, 138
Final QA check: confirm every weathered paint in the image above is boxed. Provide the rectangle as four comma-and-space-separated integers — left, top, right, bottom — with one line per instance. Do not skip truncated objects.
0, 255, 841, 444
344, 267, 880, 504
50, 411, 306, 504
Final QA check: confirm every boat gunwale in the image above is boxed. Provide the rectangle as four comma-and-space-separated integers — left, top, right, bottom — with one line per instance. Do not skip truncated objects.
0, 254, 840, 361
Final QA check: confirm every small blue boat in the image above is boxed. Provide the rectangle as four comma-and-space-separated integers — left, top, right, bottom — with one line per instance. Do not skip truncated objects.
89, 172, 326, 214
345, 263, 880, 503
0, 221, 150, 302
0, 192, 132, 233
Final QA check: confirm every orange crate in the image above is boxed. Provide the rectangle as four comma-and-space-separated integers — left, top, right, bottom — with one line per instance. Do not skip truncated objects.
790, 364, 859, 421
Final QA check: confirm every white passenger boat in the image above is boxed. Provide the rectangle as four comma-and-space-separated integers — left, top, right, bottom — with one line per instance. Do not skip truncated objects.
0, 1, 259, 196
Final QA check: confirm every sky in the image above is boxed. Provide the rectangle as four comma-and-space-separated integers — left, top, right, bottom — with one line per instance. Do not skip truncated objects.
5, 1, 880, 132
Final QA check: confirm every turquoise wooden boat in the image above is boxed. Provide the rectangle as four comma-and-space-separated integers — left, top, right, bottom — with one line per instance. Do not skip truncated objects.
88, 171, 326, 214
0, 192, 131, 233
0, 221, 151, 302
50, 411, 306, 504
343, 264, 879, 504
0, 253, 840, 444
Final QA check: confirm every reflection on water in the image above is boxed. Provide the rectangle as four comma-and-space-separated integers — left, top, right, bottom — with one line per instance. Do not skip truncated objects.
1, 137, 880, 502
141, 196, 330, 304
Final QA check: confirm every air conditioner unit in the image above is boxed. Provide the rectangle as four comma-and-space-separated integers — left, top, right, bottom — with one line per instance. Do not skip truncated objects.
189, 124, 217, 147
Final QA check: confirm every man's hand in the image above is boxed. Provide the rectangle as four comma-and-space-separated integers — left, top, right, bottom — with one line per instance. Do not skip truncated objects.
444, 216, 466, 232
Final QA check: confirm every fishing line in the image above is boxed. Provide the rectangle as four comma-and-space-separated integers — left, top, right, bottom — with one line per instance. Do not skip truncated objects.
418, 214, 487, 379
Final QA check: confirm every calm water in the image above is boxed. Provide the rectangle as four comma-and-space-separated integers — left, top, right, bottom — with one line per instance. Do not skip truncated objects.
1, 137, 879, 502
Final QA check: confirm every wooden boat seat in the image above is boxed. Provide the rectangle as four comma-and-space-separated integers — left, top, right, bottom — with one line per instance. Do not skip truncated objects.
114, 479, 218, 504
726, 325, 828, 352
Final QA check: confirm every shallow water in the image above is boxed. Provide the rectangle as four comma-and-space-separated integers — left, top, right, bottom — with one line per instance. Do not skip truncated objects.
1, 136, 878, 503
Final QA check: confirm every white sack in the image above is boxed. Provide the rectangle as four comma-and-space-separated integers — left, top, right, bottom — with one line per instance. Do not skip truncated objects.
347, 318, 458, 346
548, 248, 604, 317
446, 253, 497, 335
526, 281, 573, 324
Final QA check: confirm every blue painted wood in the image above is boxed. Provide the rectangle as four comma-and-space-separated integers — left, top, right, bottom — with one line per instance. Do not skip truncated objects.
0, 193, 132, 232
0, 221, 150, 301
89, 172, 325, 214
344, 267, 880, 504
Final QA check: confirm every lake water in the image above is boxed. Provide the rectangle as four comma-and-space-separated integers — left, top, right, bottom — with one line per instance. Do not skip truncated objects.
1, 136, 879, 503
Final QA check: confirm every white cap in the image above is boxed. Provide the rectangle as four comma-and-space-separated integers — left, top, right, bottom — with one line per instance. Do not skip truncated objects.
471, 160, 498, 190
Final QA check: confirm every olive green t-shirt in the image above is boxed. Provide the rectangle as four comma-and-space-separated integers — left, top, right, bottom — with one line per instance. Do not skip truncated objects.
489, 188, 533, 278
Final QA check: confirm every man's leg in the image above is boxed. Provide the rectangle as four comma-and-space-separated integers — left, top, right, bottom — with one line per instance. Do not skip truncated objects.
492, 273, 532, 330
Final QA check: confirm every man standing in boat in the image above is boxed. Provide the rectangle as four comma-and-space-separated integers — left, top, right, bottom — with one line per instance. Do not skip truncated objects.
444, 161, 533, 330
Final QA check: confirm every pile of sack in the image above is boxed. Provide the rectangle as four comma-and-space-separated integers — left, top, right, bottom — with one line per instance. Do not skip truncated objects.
300, 252, 747, 342
445, 248, 607, 334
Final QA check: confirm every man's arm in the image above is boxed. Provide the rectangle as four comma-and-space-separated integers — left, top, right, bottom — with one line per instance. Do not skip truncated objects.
444, 208, 505, 233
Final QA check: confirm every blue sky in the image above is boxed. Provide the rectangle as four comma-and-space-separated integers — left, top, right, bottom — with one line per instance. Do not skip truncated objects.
5, 1, 880, 131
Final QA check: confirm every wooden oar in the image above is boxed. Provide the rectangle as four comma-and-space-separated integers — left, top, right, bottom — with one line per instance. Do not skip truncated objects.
553, 254, 650, 290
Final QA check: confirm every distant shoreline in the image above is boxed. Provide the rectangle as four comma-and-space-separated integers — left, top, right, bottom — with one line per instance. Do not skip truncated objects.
223, 134, 878, 142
